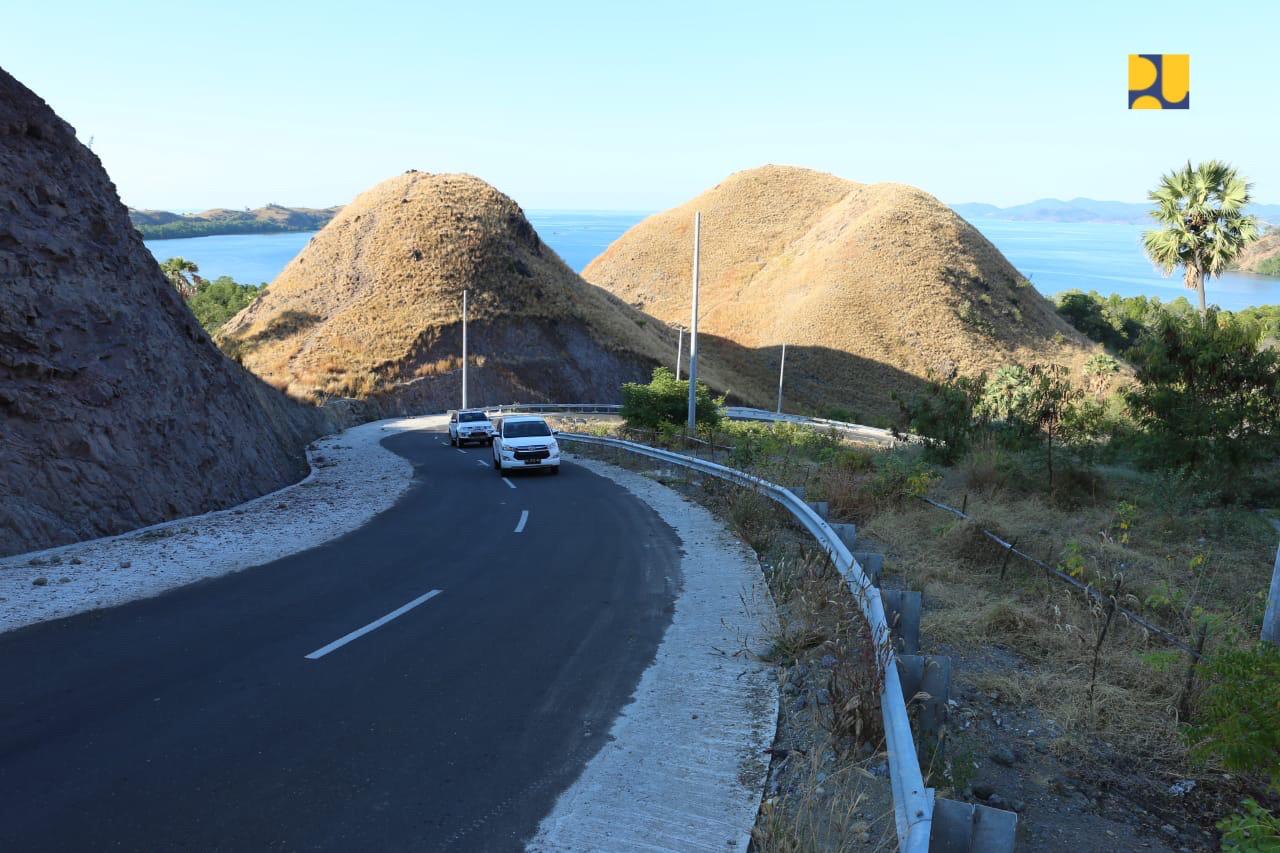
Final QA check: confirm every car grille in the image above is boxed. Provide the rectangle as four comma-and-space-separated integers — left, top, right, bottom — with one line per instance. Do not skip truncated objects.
514, 445, 550, 461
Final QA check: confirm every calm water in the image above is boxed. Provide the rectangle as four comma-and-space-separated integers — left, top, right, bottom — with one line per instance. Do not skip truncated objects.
144, 211, 1280, 310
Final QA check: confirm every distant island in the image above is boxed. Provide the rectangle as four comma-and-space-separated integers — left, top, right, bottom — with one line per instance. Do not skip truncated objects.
952, 197, 1280, 226
129, 203, 342, 239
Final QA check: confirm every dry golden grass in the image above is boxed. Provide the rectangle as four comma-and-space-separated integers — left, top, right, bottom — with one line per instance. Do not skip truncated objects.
1234, 228, 1280, 273
219, 171, 773, 406
584, 165, 1107, 419
854, 450, 1276, 769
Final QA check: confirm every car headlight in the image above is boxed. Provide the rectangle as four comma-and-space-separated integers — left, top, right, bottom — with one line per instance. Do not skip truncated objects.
501, 449, 515, 458
549, 443, 560, 456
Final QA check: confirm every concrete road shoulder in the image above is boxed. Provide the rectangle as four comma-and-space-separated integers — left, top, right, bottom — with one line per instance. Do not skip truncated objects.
529, 456, 778, 852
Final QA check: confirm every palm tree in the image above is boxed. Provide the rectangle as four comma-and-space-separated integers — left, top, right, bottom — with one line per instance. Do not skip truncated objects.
1142, 161, 1260, 314
160, 257, 202, 299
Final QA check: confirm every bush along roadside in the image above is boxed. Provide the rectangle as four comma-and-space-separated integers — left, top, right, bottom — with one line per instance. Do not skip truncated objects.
559, 386, 1280, 848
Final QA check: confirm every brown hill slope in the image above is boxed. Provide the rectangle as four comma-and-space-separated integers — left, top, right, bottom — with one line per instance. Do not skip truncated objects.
0, 67, 329, 557
1233, 228, 1280, 275
584, 165, 1103, 418
219, 172, 762, 413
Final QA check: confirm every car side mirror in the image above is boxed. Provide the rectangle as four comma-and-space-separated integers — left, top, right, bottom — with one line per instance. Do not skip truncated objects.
552, 430, 560, 435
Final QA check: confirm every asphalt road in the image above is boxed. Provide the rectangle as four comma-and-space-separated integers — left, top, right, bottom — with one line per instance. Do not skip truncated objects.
0, 429, 682, 851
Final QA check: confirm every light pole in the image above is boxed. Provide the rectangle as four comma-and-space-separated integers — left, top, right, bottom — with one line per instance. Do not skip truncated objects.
685, 212, 701, 434
675, 326, 684, 380
776, 343, 787, 414
461, 289, 468, 409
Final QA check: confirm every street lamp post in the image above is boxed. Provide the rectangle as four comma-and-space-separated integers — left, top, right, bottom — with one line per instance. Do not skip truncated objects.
461, 289, 468, 409
685, 212, 701, 434
675, 326, 683, 380
776, 343, 787, 414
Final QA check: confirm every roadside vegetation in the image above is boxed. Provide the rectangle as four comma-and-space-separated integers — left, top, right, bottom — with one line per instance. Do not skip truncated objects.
589, 293, 1280, 846
160, 256, 261, 333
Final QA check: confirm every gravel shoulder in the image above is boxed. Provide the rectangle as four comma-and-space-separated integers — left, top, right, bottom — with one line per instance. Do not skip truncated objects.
0, 415, 445, 635
529, 454, 779, 852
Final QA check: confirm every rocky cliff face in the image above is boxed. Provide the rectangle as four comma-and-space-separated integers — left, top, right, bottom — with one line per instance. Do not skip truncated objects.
0, 67, 330, 557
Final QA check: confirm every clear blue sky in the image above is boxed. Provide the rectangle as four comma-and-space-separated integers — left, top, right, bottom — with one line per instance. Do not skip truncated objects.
4, 0, 1276, 211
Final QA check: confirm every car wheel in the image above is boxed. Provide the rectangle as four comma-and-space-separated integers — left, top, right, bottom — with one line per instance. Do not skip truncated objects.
493, 454, 501, 472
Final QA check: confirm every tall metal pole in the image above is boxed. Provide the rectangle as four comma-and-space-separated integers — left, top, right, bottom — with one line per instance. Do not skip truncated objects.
685, 213, 701, 434
675, 327, 683, 380
776, 343, 786, 414
1264, 537, 1280, 646
461, 289, 468, 409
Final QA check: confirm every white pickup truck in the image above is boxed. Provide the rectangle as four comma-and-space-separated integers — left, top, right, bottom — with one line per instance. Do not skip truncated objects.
491, 416, 561, 475
448, 409, 496, 447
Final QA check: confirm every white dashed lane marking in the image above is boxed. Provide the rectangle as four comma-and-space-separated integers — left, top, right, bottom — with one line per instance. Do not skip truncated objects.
304, 589, 443, 660
514, 510, 529, 534
502, 478, 516, 490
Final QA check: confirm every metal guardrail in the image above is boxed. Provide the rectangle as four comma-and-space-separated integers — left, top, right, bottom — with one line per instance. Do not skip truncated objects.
486, 403, 622, 415
559, 432, 934, 853
484, 402, 906, 445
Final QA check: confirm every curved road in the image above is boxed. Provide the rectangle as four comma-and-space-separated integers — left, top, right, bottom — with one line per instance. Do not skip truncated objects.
0, 429, 684, 850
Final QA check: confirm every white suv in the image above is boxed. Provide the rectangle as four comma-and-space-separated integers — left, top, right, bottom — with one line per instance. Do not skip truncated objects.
449, 409, 496, 446
491, 416, 561, 475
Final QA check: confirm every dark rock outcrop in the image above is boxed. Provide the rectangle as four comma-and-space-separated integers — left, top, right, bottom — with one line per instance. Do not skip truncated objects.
0, 67, 330, 557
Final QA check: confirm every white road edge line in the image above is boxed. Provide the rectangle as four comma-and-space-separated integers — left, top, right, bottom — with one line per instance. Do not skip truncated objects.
304, 589, 443, 660
514, 510, 529, 533
502, 477, 516, 489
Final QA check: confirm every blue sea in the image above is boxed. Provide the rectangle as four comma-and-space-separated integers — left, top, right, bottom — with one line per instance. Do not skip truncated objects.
144, 211, 1280, 310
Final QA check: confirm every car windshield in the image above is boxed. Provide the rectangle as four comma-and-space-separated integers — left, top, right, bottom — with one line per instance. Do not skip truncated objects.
504, 420, 551, 438
459, 412, 488, 422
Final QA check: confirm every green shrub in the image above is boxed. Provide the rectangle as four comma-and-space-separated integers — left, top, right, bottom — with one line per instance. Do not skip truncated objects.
620, 367, 722, 430
894, 374, 985, 464
1187, 643, 1280, 783
188, 276, 261, 333
1218, 798, 1280, 851
864, 453, 939, 505
1125, 310, 1280, 495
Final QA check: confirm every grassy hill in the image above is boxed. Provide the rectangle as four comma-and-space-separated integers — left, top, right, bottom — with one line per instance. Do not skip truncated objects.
584, 165, 1105, 420
1233, 226, 1280, 276
129, 204, 341, 239
218, 171, 771, 415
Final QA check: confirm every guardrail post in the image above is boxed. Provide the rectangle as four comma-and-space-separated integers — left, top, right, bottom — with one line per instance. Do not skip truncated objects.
882, 589, 922, 655
929, 798, 1017, 853
897, 654, 950, 737
805, 500, 829, 520
829, 522, 857, 553
854, 551, 884, 587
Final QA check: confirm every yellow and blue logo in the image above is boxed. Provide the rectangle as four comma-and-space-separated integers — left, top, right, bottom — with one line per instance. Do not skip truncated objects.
1129, 54, 1189, 109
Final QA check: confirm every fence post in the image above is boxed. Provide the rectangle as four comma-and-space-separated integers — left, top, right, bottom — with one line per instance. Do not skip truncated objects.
998, 538, 1018, 582
1087, 578, 1121, 705
1178, 621, 1210, 721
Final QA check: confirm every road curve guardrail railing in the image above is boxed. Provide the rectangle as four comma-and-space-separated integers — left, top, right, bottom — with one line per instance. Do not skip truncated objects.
484, 403, 906, 446
557, 432, 934, 853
